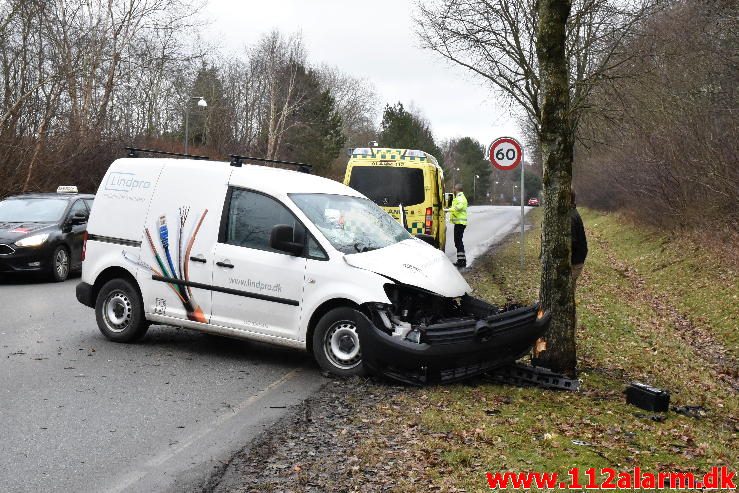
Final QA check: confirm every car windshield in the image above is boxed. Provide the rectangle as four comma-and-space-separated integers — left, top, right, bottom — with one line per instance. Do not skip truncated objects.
0, 198, 68, 222
290, 194, 412, 254
348, 166, 425, 206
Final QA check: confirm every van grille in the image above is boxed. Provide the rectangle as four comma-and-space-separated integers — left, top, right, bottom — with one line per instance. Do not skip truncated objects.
423, 318, 477, 344
0, 244, 14, 255
423, 306, 538, 345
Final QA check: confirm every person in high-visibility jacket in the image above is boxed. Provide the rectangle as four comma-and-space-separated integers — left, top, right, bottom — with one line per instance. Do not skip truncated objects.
447, 183, 468, 267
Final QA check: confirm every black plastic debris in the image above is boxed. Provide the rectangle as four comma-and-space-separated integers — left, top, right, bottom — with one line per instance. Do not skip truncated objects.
634, 413, 667, 422
488, 363, 580, 391
625, 382, 670, 412
671, 405, 707, 419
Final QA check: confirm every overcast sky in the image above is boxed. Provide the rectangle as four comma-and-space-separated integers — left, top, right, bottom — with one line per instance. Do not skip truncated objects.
201, 0, 521, 149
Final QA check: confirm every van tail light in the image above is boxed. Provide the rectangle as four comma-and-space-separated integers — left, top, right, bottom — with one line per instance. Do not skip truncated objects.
425, 207, 433, 235
81, 231, 88, 261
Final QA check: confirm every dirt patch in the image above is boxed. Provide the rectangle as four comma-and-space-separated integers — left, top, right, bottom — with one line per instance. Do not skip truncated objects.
204, 377, 417, 493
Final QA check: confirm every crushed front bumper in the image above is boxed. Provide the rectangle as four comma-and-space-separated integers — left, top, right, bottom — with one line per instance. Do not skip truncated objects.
358, 303, 551, 385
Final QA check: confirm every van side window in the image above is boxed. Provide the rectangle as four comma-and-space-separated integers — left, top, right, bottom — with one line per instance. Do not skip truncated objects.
307, 235, 328, 260
225, 189, 301, 253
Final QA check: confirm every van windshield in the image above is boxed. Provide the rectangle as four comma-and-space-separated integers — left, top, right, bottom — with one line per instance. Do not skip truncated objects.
348, 166, 425, 206
290, 194, 412, 254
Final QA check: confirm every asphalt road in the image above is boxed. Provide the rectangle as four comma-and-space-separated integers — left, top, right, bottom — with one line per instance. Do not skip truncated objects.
0, 277, 325, 493
0, 205, 528, 492
445, 205, 532, 266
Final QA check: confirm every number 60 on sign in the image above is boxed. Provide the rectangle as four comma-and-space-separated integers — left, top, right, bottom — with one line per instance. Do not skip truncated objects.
488, 137, 523, 171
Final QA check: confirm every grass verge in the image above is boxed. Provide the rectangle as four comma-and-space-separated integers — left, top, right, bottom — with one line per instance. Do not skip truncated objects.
353, 208, 738, 492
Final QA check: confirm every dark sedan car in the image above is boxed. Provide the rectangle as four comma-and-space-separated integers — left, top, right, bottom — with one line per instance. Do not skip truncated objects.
0, 187, 94, 281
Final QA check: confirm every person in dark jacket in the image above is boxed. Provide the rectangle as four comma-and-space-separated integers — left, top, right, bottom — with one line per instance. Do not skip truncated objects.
571, 188, 588, 291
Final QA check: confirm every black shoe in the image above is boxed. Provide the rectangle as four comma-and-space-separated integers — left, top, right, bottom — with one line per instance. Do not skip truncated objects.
454, 262, 467, 268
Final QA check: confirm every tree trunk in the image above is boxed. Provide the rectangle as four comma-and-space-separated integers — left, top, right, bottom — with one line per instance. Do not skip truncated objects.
534, 0, 577, 375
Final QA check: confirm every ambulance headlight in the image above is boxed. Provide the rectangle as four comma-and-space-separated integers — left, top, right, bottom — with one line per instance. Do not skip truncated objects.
16, 233, 50, 247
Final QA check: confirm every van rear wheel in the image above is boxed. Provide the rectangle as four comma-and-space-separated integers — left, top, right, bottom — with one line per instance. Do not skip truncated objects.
95, 278, 149, 342
312, 307, 367, 377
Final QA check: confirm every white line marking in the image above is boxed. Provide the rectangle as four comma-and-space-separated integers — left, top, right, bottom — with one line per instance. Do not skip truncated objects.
107, 368, 302, 493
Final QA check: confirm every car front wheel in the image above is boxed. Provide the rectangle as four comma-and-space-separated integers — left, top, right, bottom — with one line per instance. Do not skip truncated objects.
50, 246, 70, 282
312, 307, 367, 377
95, 278, 149, 342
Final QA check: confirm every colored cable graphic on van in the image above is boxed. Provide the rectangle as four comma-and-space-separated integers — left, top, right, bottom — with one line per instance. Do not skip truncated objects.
125, 207, 209, 323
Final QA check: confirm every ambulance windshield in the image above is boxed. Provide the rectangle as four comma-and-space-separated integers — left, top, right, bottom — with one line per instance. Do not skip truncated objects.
348, 166, 425, 206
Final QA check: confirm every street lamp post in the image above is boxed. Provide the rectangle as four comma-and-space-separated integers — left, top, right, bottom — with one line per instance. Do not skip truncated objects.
493, 181, 499, 205
513, 184, 518, 204
473, 174, 480, 203
184, 96, 208, 155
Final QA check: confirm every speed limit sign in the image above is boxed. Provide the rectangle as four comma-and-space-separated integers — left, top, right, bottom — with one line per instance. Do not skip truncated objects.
488, 137, 523, 171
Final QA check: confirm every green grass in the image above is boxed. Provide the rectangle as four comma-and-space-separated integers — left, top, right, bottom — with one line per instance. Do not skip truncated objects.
356, 208, 738, 492
581, 210, 738, 361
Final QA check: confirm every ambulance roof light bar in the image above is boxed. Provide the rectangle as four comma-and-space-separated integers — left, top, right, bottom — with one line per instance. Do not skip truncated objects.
402, 149, 426, 158
124, 147, 210, 160
351, 147, 376, 157
229, 154, 313, 174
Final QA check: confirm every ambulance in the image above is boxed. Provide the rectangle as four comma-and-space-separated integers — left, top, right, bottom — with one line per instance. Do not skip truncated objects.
343, 148, 450, 249
75, 150, 549, 384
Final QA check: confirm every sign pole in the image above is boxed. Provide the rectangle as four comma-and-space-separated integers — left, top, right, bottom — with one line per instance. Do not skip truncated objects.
488, 136, 525, 271
520, 149, 525, 270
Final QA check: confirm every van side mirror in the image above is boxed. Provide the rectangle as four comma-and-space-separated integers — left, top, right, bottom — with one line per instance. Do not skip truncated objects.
71, 212, 88, 225
270, 224, 304, 256
444, 192, 454, 209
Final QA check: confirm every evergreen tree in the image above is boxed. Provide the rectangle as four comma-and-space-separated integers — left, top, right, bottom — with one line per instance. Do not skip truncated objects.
523, 167, 542, 199
283, 67, 346, 174
449, 137, 491, 204
187, 63, 230, 152
379, 103, 443, 164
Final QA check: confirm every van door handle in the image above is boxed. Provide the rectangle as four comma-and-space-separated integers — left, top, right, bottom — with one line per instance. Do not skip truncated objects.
190, 255, 207, 263
216, 260, 234, 269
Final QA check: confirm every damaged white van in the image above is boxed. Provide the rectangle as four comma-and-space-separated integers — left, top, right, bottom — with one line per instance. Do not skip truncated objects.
76, 151, 550, 384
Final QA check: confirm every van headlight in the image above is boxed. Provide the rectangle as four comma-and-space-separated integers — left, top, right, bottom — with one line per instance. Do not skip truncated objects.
405, 328, 422, 344
16, 233, 50, 247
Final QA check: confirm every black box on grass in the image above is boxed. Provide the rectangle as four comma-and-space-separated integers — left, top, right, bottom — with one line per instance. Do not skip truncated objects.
625, 382, 670, 412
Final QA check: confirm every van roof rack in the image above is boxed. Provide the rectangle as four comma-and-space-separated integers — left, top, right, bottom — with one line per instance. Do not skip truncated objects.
124, 147, 210, 160
229, 154, 313, 174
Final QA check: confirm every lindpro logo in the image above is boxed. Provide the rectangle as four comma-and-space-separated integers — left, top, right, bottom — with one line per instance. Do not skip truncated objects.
105, 172, 151, 192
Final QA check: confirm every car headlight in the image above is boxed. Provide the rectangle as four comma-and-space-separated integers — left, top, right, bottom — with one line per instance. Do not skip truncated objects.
15, 233, 50, 247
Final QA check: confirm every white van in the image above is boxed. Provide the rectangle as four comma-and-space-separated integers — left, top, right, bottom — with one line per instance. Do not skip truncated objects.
76, 154, 549, 384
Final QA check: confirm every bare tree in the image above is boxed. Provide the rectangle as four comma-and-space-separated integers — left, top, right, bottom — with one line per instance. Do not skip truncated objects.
535, 0, 577, 374
0, 0, 204, 195
317, 65, 378, 145
416, 0, 661, 374
250, 31, 308, 160
0, 4, 382, 197
576, 0, 738, 235
416, 0, 660, 134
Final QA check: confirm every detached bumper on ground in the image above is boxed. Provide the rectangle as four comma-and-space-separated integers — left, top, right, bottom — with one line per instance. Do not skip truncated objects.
359, 302, 551, 385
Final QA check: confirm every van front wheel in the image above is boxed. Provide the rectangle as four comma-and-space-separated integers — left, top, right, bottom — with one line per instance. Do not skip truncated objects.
312, 307, 367, 377
95, 278, 149, 342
